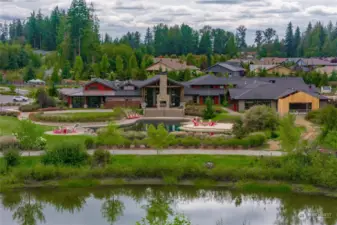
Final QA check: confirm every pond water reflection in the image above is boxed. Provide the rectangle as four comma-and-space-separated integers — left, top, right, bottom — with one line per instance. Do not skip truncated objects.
1, 186, 336, 225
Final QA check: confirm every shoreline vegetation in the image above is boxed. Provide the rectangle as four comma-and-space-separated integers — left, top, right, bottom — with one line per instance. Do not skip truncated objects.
1, 154, 336, 197
1, 177, 336, 198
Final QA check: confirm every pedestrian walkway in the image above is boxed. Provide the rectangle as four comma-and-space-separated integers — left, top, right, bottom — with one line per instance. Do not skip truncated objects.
0, 149, 284, 157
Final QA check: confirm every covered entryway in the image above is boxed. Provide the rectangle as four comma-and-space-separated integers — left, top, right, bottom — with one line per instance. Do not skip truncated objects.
87, 97, 101, 108
289, 103, 312, 113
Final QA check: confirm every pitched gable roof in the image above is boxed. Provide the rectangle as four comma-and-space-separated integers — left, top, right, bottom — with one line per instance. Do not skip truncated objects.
84, 78, 116, 90
148, 58, 199, 71
205, 63, 245, 73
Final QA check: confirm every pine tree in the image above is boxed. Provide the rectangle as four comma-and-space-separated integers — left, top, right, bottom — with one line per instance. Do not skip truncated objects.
236, 25, 247, 49
100, 54, 110, 78
116, 56, 124, 74
293, 27, 301, 57
24, 66, 36, 82
62, 61, 71, 79
255, 30, 263, 48
51, 67, 60, 84
73, 55, 83, 81
285, 22, 294, 57
203, 97, 215, 120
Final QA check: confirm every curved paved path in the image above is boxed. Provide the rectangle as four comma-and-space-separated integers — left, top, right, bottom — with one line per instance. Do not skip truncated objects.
0, 149, 284, 157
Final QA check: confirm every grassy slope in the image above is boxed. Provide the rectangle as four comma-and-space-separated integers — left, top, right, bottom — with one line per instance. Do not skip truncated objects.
0, 116, 89, 146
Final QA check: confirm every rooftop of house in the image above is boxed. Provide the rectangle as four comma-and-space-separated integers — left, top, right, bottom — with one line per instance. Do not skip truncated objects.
249, 64, 280, 71
315, 66, 337, 74
229, 77, 325, 100
205, 62, 245, 72
148, 57, 199, 71
60, 74, 325, 101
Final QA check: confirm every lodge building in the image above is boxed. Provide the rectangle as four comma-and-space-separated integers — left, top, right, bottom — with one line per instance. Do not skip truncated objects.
59, 73, 328, 116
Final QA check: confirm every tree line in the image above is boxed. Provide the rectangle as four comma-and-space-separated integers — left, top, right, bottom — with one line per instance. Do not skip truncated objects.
0, 0, 336, 83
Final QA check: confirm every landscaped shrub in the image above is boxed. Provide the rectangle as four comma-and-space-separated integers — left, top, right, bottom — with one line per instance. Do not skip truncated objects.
42, 141, 89, 166
4, 148, 21, 168
121, 131, 147, 140
243, 105, 279, 132
92, 149, 111, 167
0, 111, 20, 117
84, 137, 96, 149
35, 87, 56, 108
203, 97, 215, 119
180, 136, 201, 147
96, 123, 126, 146
305, 110, 321, 124
19, 104, 40, 112
13, 119, 45, 150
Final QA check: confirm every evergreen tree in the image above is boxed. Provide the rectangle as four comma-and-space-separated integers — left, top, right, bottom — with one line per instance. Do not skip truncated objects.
24, 66, 35, 82
128, 54, 138, 70
285, 22, 294, 57
61, 61, 71, 79
236, 25, 247, 49
198, 26, 212, 55
293, 27, 301, 56
73, 55, 83, 81
116, 56, 124, 74
225, 35, 237, 57
203, 97, 215, 120
100, 53, 110, 78
255, 30, 263, 48
51, 67, 60, 84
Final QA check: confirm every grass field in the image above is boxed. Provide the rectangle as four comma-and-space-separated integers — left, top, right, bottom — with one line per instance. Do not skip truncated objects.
0, 116, 52, 135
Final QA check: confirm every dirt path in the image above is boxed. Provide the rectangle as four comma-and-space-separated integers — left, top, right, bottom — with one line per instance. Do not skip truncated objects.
295, 115, 319, 141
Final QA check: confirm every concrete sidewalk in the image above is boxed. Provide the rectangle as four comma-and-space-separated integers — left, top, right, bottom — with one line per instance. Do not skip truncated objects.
0, 149, 284, 157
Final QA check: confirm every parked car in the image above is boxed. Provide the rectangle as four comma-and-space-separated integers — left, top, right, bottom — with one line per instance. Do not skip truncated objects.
13, 96, 28, 102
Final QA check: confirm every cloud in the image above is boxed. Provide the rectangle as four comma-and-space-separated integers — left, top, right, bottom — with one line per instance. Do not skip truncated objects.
196, 0, 261, 4
306, 6, 337, 16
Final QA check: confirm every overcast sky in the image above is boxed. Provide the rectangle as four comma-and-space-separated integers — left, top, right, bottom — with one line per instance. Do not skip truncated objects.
1, 0, 336, 44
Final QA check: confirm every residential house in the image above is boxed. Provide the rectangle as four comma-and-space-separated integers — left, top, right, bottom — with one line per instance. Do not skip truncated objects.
249, 65, 293, 76
204, 63, 245, 77
59, 74, 327, 116
260, 57, 288, 65
229, 77, 327, 115
146, 57, 199, 72
315, 66, 337, 76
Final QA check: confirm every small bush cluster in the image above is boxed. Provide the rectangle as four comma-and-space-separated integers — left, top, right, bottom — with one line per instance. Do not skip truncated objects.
0, 102, 21, 107
92, 149, 111, 167
42, 141, 89, 166
121, 131, 147, 140
0, 111, 19, 117
19, 104, 40, 112
3, 148, 21, 168
185, 104, 223, 117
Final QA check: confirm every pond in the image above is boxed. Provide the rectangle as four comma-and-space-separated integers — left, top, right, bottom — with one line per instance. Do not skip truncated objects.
1, 186, 337, 225
122, 119, 187, 132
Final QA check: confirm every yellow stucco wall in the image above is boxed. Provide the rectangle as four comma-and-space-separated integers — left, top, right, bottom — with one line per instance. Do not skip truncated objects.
268, 66, 293, 75
277, 91, 320, 115
146, 63, 172, 72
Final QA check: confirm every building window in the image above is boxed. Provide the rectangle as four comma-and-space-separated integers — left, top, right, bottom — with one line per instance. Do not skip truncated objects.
245, 100, 271, 110
193, 96, 198, 104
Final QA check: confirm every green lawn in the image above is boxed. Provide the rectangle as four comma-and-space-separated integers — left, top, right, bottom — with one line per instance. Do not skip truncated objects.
0, 154, 259, 171
0, 116, 89, 147
0, 116, 52, 135
212, 112, 242, 122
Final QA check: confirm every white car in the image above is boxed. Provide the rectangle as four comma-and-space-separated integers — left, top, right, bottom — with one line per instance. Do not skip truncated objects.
13, 96, 28, 102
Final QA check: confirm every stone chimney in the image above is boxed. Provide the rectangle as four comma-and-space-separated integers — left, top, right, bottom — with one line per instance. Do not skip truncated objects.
157, 74, 170, 108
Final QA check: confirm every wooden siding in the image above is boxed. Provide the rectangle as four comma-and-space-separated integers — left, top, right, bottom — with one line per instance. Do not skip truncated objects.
268, 66, 293, 75
277, 91, 319, 115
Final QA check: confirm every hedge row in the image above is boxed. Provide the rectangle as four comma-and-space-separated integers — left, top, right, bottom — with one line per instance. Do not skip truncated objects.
92, 134, 266, 149
0, 111, 19, 117
19, 104, 41, 112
